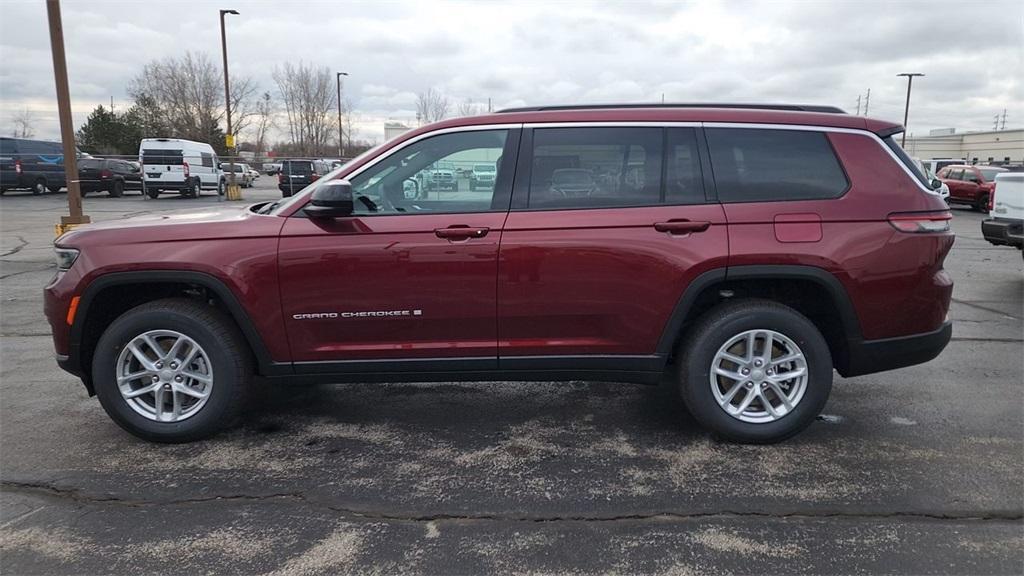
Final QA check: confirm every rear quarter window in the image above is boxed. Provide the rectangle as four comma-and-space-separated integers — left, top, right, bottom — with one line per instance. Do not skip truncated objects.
706, 128, 849, 202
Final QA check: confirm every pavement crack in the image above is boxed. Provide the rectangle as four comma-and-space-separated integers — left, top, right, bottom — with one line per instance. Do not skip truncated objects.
0, 236, 28, 258
4, 480, 1021, 523
951, 298, 1022, 320
0, 265, 53, 280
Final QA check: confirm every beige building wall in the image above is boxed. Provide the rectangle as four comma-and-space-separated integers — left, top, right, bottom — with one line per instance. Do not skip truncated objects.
904, 129, 1024, 164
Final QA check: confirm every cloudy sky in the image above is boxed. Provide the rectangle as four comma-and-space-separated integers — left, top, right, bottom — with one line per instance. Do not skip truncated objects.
1, 0, 1021, 145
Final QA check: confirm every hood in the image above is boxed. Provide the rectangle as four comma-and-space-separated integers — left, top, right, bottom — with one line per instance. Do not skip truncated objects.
57, 203, 282, 247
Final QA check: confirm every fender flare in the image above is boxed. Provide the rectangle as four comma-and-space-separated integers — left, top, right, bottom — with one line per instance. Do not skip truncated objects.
69, 271, 286, 385
654, 264, 862, 357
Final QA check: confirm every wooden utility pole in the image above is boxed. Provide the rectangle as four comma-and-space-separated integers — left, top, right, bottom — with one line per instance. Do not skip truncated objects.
47, 0, 89, 233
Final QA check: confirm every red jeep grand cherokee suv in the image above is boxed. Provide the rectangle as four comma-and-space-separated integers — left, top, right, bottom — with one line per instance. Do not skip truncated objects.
44, 104, 954, 443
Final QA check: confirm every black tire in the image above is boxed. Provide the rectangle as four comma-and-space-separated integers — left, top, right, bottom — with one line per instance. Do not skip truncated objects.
677, 299, 833, 444
109, 180, 124, 198
187, 179, 201, 198
975, 193, 989, 212
91, 298, 253, 443
80, 188, 89, 197
32, 179, 46, 195
146, 188, 161, 199
218, 179, 225, 196
49, 185, 63, 193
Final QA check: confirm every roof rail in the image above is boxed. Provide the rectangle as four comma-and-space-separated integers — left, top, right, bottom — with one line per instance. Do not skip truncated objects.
495, 103, 848, 114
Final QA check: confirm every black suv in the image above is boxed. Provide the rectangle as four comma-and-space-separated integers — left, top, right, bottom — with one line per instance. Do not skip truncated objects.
0, 137, 73, 195
78, 158, 144, 197
278, 159, 329, 196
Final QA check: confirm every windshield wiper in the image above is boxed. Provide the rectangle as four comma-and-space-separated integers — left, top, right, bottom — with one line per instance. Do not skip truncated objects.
258, 201, 279, 215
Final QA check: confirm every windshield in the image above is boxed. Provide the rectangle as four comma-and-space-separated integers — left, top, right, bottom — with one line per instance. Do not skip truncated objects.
269, 142, 390, 216
978, 167, 1006, 181
474, 164, 495, 172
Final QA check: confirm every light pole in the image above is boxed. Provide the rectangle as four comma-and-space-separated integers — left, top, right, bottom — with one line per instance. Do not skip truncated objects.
46, 0, 89, 234
336, 72, 348, 158
897, 73, 924, 147
220, 9, 240, 200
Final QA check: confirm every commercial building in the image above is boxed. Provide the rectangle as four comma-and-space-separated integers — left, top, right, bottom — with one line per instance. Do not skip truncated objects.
903, 128, 1023, 166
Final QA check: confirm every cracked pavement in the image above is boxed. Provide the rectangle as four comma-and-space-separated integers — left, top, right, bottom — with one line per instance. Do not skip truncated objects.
1, 184, 1022, 575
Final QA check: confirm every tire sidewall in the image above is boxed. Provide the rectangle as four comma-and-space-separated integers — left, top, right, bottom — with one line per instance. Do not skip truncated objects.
92, 307, 241, 442
33, 179, 46, 194
681, 304, 833, 443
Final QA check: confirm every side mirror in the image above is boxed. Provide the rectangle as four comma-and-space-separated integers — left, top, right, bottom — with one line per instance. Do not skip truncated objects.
305, 180, 354, 218
930, 178, 942, 190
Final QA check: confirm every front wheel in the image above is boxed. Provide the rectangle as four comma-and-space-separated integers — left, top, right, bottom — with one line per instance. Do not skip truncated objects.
677, 299, 833, 443
109, 180, 124, 198
32, 179, 46, 195
91, 298, 252, 443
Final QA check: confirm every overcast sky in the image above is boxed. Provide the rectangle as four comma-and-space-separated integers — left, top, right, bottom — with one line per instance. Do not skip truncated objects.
1, 0, 1021, 145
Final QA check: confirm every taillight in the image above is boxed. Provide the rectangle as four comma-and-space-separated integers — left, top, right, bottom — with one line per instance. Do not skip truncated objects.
988, 182, 996, 212
278, 173, 285, 183
14, 159, 22, 175
99, 169, 112, 179
888, 211, 952, 233
311, 172, 320, 181
183, 161, 190, 178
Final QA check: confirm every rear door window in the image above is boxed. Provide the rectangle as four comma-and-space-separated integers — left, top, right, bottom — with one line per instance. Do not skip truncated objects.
142, 149, 184, 165
706, 128, 849, 202
527, 127, 664, 209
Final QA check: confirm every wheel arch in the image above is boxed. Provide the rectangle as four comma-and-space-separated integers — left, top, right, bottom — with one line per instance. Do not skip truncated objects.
71, 271, 285, 393
656, 265, 863, 374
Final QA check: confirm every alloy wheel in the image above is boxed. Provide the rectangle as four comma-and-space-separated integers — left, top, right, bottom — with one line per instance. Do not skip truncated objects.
115, 330, 213, 422
709, 329, 809, 423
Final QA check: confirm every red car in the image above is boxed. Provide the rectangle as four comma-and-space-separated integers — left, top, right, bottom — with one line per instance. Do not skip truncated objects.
45, 104, 954, 443
937, 164, 1007, 211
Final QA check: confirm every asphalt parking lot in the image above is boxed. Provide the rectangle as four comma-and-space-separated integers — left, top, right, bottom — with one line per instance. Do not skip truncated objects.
1, 180, 1021, 575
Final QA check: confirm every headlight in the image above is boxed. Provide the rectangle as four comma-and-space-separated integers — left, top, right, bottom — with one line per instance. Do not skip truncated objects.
55, 247, 80, 271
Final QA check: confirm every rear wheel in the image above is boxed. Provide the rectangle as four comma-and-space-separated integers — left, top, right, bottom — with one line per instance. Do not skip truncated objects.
975, 193, 989, 212
48, 185, 62, 193
91, 298, 252, 443
32, 179, 46, 195
109, 180, 124, 198
677, 299, 833, 443
146, 188, 161, 199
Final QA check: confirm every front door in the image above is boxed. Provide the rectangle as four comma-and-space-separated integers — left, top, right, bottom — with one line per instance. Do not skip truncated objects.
278, 128, 519, 367
497, 126, 728, 367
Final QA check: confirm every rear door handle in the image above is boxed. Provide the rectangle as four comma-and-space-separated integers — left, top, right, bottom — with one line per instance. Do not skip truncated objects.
435, 225, 490, 240
653, 220, 711, 234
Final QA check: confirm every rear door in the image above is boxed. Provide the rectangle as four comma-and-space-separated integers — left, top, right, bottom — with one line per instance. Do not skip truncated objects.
141, 147, 185, 186
497, 125, 728, 369
278, 128, 519, 367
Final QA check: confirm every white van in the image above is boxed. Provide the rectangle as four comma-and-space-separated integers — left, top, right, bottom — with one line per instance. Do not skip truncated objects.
138, 138, 224, 198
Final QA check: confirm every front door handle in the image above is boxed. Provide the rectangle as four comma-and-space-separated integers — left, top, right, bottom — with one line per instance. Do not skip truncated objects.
654, 220, 711, 234
435, 225, 490, 240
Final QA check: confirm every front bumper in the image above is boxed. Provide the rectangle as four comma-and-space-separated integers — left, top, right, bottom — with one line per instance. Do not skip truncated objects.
981, 218, 1023, 248
840, 321, 952, 377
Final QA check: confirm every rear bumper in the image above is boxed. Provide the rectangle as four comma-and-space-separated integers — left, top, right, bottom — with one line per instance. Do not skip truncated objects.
982, 218, 1023, 248
839, 321, 952, 377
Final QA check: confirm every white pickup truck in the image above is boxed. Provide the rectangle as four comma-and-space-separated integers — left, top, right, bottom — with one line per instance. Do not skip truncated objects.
982, 172, 1024, 256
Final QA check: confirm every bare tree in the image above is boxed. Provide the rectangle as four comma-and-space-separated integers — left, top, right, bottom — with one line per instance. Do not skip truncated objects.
416, 87, 450, 124
251, 92, 275, 160
273, 62, 335, 155
128, 51, 255, 146
456, 98, 484, 118
340, 96, 359, 155
11, 108, 35, 138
